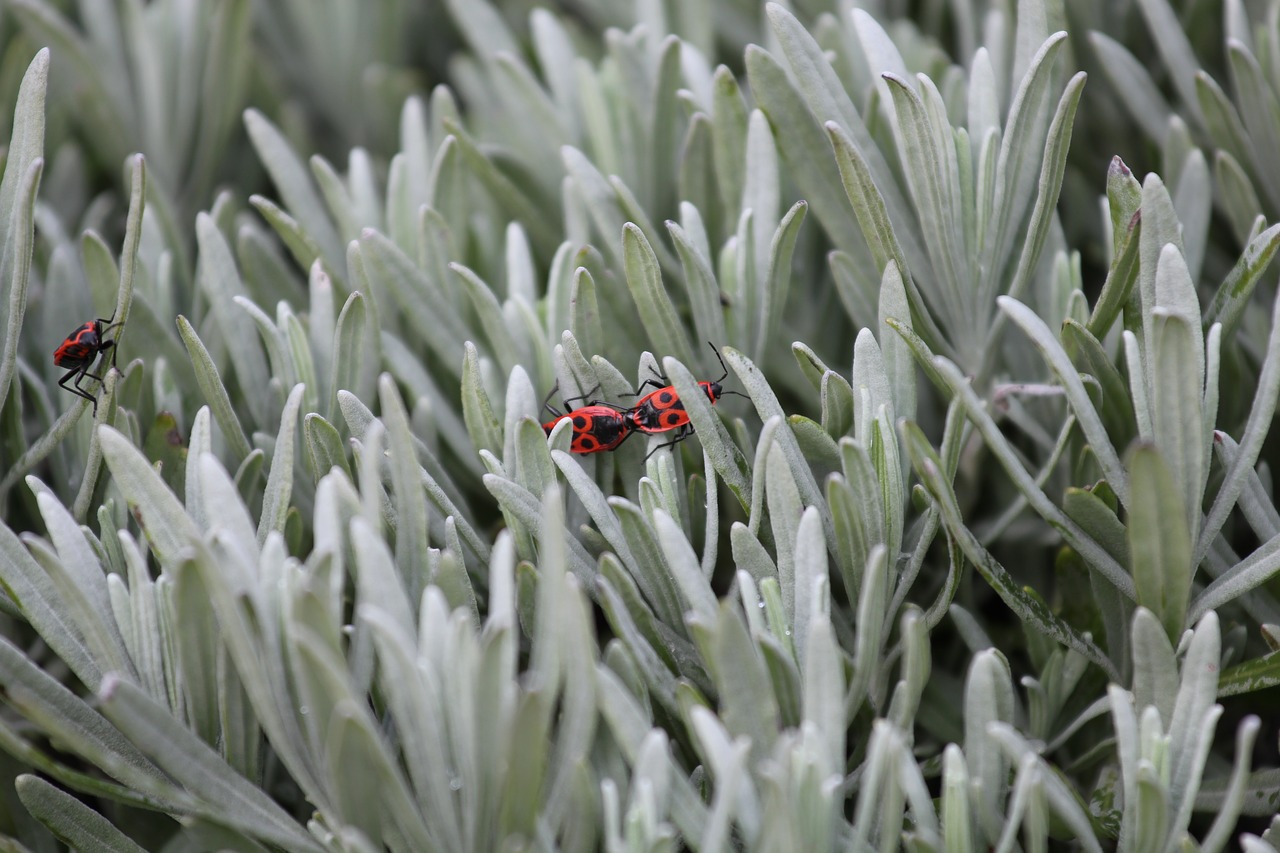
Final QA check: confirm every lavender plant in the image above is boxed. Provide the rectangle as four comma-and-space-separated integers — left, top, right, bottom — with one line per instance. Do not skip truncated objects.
1, 0, 1279, 850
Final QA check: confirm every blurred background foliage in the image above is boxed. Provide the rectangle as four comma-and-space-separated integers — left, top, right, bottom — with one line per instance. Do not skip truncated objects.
2, 0, 1280, 850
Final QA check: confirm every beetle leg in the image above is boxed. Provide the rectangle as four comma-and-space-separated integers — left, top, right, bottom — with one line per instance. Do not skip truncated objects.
59, 366, 100, 415
103, 338, 118, 370
643, 425, 694, 461
541, 381, 563, 419
636, 376, 666, 394
98, 316, 123, 370
560, 382, 602, 408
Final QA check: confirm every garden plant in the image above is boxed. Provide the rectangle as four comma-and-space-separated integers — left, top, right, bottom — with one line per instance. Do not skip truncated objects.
1, 0, 1280, 849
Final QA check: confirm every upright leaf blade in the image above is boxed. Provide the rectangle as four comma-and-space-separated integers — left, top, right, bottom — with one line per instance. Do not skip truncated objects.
1127, 445, 1192, 642
622, 224, 693, 368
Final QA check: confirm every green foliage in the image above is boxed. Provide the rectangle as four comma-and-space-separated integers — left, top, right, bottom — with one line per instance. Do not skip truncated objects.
2, 0, 1280, 850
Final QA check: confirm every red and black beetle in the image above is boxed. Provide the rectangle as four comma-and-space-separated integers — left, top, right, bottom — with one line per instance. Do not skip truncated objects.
540, 383, 634, 454
53, 315, 120, 415
621, 342, 744, 456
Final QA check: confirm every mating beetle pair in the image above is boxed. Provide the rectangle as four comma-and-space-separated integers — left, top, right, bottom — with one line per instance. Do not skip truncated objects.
541, 343, 744, 458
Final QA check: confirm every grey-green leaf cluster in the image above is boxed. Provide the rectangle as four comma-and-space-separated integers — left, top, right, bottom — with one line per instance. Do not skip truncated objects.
1, 0, 1279, 850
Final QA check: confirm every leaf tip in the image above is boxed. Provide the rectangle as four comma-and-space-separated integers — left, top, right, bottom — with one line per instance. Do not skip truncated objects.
98, 672, 124, 701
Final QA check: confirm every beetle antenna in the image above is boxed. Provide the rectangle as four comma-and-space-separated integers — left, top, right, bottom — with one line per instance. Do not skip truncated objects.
706, 341, 730, 382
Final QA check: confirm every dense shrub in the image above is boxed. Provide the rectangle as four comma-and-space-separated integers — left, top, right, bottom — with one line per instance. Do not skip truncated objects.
1, 0, 1279, 849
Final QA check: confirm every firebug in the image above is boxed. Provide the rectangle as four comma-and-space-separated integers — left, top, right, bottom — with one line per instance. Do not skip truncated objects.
622, 342, 745, 456
540, 384, 634, 454
53, 315, 120, 415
